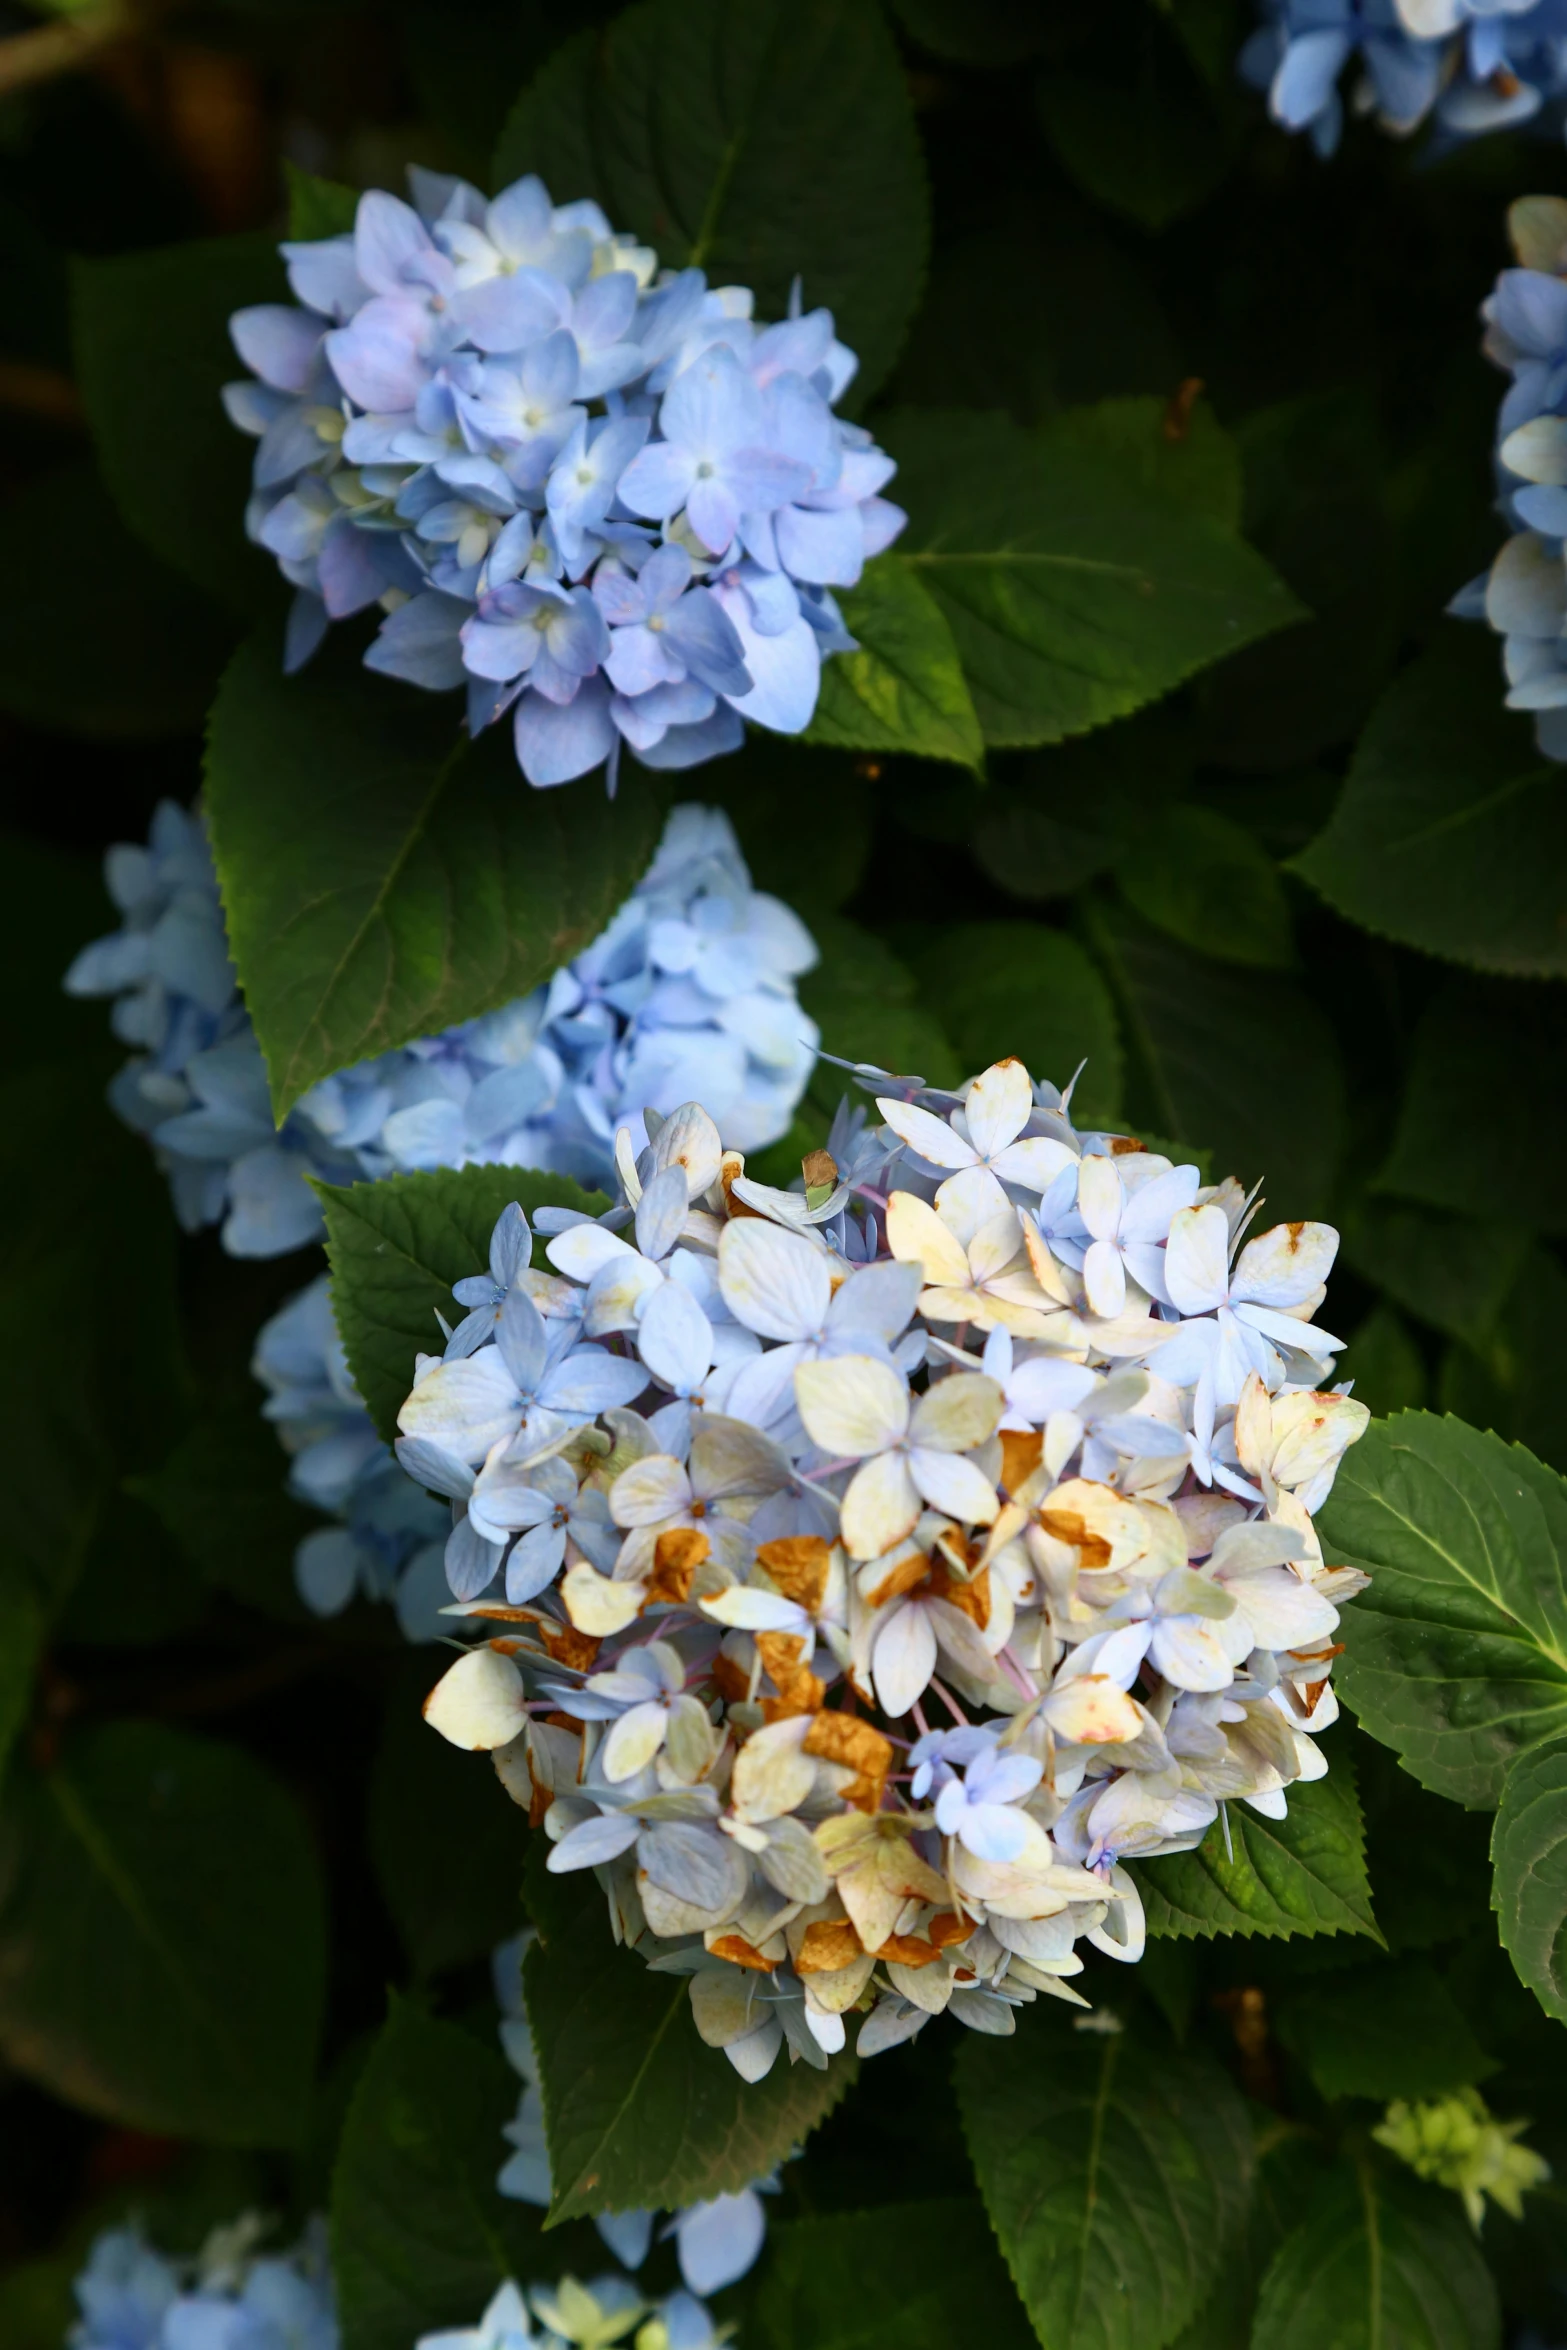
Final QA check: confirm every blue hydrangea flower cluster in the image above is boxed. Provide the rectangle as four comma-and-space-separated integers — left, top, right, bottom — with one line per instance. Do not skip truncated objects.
70, 2216, 336, 2350
419, 2273, 724, 2350
1451, 194, 1567, 750
1241, 0, 1567, 156
67, 801, 821, 1256
224, 167, 903, 790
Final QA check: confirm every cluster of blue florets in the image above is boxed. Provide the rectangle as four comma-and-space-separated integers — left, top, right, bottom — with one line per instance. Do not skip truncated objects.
1242, 0, 1567, 156
66, 800, 820, 1258
224, 168, 903, 790
69, 2217, 336, 2350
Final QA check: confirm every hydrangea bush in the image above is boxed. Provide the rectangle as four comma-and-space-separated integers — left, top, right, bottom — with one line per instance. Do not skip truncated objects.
9, 6, 1567, 2349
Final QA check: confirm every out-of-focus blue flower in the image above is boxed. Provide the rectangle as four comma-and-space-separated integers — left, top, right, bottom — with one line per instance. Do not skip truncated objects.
69, 801, 820, 1256
1239, 0, 1567, 152
253, 1276, 451, 1638
70, 2219, 337, 2350
225, 169, 901, 789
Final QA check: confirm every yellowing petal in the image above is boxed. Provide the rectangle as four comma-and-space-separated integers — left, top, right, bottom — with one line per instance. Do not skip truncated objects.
885, 1189, 971, 1288
423, 1647, 527, 1750
794, 1353, 910, 1459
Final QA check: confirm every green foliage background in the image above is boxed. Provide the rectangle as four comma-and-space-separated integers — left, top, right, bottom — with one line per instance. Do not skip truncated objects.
2, 0, 1566, 2345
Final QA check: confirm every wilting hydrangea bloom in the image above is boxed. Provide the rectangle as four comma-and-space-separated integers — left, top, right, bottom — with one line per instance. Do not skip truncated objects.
224, 167, 902, 791
68, 801, 819, 1254
419, 2275, 723, 2350
1451, 195, 1567, 753
253, 1275, 451, 1633
1240, 0, 1567, 154
70, 2215, 337, 2350
406, 1055, 1369, 2079
492, 1937, 772, 2294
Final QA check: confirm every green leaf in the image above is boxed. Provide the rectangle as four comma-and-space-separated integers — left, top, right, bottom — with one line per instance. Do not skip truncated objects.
1168, 2129, 1327, 2350
1275, 1957, 1496, 2101
1085, 900, 1344, 1206
72, 235, 284, 613
204, 628, 664, 1117
320, 1163, 607, 1448
882, 407, 1302, 749
332, 1995, 598, 2350
804, 562, 984, 769
370, 1658, 529, 1979
1116, 805, 1292, 969
696, 733, 873, 913
795, 911, 963, 1099
0, 1574, 43, 1799
0, 463, 235, 737
970, 707, 1196, 906
524, 1849, 854, 2222
1441, 1247, 1567, 1479
285, 161, 359, 238
744, 2198, 1035, 2350
1038, 71, 1230, 233
885, 0, 1049, 64
1378, 977, 1567, 1231
493, 0, 929, 403
908, 920, 1124, 1125
956, 2024, 1255, 2350
1340, 1202, 1532, 1350
1293, 629, 1567, 976
0, 1722, 325, 2145
1321, 1412, 1567, 1809
1492, 1734, 1567, 2025
1044, 395, 1244, 532
1249, 2162, 1501, 2350
1341, 1307, 1429, 1421
1133, 1765, 1380, 1944
129, 1401, 318, 1623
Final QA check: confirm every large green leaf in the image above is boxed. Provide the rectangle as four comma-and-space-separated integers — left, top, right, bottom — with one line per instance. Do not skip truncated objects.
1340, 1203, 1533, 1351
0, 464, 235, 737
805, 562, 984, 769
1085, 900, 1344, 1208
370, 1658, 530, 1979
524, 1850, 855, 2222
130, 1400, 318, 1624
1116, 805, 1293, 970
956, 2024, 1254, 2350
744, 2198, 1035, 2350
493, 0, 928, 403
1441, 1246, 1567, 1478
1248, 2163, 1500, 2350
320, 1163, 607, 1447
332, 1996, 599, 2350
797, 912, 962, 1097
881, 408, 1302, 749
1134, 1765, 1379, 1944
72, 235, 284, 613
0, 1722, 325, 2145
205, 629, 665, 1119
1293, 629, 1567, 977
885, 0, 1048, 63
1038, 69, 1230, 234
1492, 1733, 1567, 2025
908, 920, 1124, 1125
1274, 1956, 1496, 2102
1322, 1412, 1567, 1809
1377, 977, 1567, 1231
1044, 397, 1243, 533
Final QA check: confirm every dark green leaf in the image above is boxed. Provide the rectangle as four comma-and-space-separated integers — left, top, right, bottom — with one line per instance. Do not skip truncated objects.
72, 235, 284, 613
525, 1850, 854, 2221
1086, 900, 1344, 1205
0, 1574, 42, 1800
320, 1163, 607, 1447
1340, 1202, 1532, 1350
1293, 629, 1567, 976
1249, 2162, 1500, 2350
332, 1995, 597, 2350
1441, 1247, 1567, 1478
54, 1486, 208, 1650
884, 409, 1302, 748
908, 920, 1124, 1125
0, 463, 235, 737
1492, 1734, 1567, 2025
370, 1658, 529, 1979
493, 0, 928, 402
1378, 977, 1567, 1230
0, 1722, 325, 2145
285, 162, 359, 238
1038, 71, 1229, 233
697, 735, 873, 913
1133, 1765, 1380, 1944
745, 2198, 1035, 2350
1117, 805, 1292, 969
129, 1401, 318, 1623
805, 562, 984, 769
886, 0, 1049, 64
1044, 395, 1244, 532
1275, 1957, 1496, 2101
1168, 2128, 1326, 2350
796, 912, 963, 1099
1340, 1307, 1429, 1421
971, 708, 1197, 906
1323, 1412, 1567, 1809
957, 2023, 1255, 2350
204, 627, 664, 1117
